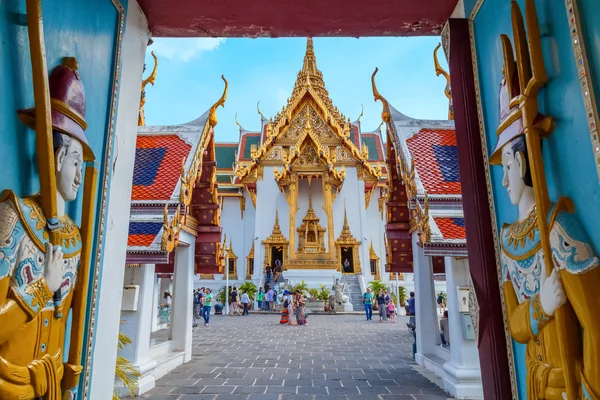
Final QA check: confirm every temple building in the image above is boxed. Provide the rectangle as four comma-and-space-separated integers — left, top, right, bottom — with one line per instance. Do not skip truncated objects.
199, 38, 392, 300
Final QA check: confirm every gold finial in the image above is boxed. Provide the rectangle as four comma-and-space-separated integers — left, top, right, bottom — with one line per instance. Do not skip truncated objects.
208, 75, 228, 129
139, 51, 159, 126
356, 104, 364, 122
371, 68, 391, 124
257, 101, 266, 121
433, 44, 454, 120
308, 183, 314, 211
235, 112, 243, 133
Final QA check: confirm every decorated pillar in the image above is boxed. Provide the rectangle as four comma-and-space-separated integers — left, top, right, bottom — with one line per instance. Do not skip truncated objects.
322, 176, 336, 260
288, 173, 298, 260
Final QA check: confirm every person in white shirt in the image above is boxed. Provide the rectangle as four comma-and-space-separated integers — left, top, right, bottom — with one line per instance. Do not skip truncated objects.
241, 291, 250, 316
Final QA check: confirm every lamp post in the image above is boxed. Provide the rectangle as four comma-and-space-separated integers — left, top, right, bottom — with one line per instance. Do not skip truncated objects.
225, 244, 230, 315
395, 273, 399, 308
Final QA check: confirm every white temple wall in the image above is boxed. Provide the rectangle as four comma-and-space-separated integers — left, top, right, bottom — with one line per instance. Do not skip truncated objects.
242, 190, 256, 279
296, 178, 328, 251
254, 167, 289, 277
89, 2, 150, 398
365, 188, 386, 279
221, 196, 246, 282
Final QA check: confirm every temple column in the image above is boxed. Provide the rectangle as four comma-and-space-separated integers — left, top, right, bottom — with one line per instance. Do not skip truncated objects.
170, 231, 195, 362
288, 174, 298, 260
323, 176, 335, 260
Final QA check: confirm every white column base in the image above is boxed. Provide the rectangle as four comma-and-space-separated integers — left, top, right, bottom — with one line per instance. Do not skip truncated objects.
443, 361, 484, 399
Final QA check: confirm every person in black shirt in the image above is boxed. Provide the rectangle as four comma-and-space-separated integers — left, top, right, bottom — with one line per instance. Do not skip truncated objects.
230, 287, 238, 315
376, 289, 387, 322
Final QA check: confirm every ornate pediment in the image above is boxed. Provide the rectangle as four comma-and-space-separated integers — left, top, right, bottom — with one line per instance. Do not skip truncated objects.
235, 39, 382, 183
280, 104, 338, 144
293, 143, 325, 168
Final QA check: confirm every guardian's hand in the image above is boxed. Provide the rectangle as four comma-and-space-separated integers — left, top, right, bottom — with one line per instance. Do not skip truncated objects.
540, 268, 566, 316
44, 242, 64, 293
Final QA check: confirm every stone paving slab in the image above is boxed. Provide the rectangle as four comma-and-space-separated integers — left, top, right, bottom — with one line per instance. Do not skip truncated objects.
141, 314, 454, 400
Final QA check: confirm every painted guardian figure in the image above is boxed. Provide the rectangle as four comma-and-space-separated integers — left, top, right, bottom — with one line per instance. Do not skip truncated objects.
491, 72, 600, 399
0, 58, 93, 400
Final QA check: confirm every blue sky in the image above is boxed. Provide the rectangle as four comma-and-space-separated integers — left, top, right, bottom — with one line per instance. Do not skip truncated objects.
143, 37, 450, 143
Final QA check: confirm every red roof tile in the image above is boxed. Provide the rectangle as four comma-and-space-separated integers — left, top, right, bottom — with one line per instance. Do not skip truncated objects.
131, 135, 192, 201
434, 217, 466, 240
406, 129, 461, 195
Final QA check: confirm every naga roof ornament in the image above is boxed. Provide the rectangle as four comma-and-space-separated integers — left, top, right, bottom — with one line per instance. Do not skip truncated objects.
433, 44, 453, 121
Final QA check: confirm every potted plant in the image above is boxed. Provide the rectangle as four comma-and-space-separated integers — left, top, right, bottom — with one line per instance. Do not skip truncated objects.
398, 286, 407, 307
239, 281, 258, 310
304, 287, 325, 312
289, 280, 309, 295
214, 286, 225, 314
318, 284, 330, 311
368, 280, 387, 310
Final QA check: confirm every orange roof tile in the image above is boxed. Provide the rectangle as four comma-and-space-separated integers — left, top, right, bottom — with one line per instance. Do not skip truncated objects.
434, 217, 466, 240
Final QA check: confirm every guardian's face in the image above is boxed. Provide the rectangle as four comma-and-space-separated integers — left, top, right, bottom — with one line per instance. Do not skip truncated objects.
501, 145, 527, 206
56, 138, 83, 201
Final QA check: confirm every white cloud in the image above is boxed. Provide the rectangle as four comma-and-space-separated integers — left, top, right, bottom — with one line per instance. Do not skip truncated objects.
150, 38, 226, 62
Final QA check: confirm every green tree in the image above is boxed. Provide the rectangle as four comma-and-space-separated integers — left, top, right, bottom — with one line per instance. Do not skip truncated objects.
318, 284, 330, 301
239, 281, 258, 300
113, 331, 141, 400
290, 280, 309, 295
308, 288, 320, 299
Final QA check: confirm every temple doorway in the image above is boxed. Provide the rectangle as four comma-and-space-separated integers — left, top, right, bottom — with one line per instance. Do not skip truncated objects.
271, 246, 283, 268
341, 247, 354, 273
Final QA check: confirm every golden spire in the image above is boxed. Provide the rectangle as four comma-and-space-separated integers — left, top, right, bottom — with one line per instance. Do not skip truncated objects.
433, 44, 454, 120
273, 205, 281, 233
293, 38, 326, 97
139, 51, 158, 126
308, 185, 314, 211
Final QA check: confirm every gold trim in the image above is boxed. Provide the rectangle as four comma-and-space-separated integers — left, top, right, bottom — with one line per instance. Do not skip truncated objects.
564, 0, 600, 180
225, 238, 238, 280
83, 1, 125, 398
246, 242, 255, 279
433, 43, 454, 120
335, 205, 362, 273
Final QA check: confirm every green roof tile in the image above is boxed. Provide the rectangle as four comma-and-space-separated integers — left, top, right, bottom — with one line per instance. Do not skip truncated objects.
362, 136, 381, 161
243, 135, 261, 159
215, 145, 237, 170
216, 174, 232, 183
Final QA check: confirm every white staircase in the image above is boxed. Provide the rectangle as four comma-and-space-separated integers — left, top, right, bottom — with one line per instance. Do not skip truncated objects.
340, 275, 363, 310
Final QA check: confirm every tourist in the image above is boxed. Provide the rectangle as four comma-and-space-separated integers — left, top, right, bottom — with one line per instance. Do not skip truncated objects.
241, 291, 250, 316
159, 290, 172, 327
202, 288, 213, 326
407, 291, 416, 316
265, 264, 272, 282
230, 286, 238, 316
376, 289, 387, 322
257, 288, 265, 310
363, 288, 373, 320
287, 292, 296, 325
274, 260, 281, 282
437, 292, 446, 315
387, 299, 396, 323
343, 258, 351, 273
266, 287, 275, 311
193, 288, 203, 320
295, 290, 307, 325
274, 288, 281, 311
280, 291, 290, 324
440, 310, 449, 346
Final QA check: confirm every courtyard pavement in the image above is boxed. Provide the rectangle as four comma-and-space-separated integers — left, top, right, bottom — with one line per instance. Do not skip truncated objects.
142, 314, 453, 400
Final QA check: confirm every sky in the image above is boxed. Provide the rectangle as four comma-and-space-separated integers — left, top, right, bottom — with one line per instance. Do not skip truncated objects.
142, 37, 451, 143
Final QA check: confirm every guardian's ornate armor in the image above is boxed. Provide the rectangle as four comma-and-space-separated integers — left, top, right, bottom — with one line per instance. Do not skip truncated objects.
0, 191, 81, 400
501, 200, 600, 399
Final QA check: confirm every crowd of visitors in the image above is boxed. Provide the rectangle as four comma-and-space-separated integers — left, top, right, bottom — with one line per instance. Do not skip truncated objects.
191, 287, 213, 326
362, 288, 397, 323
279, 289, 308, 326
